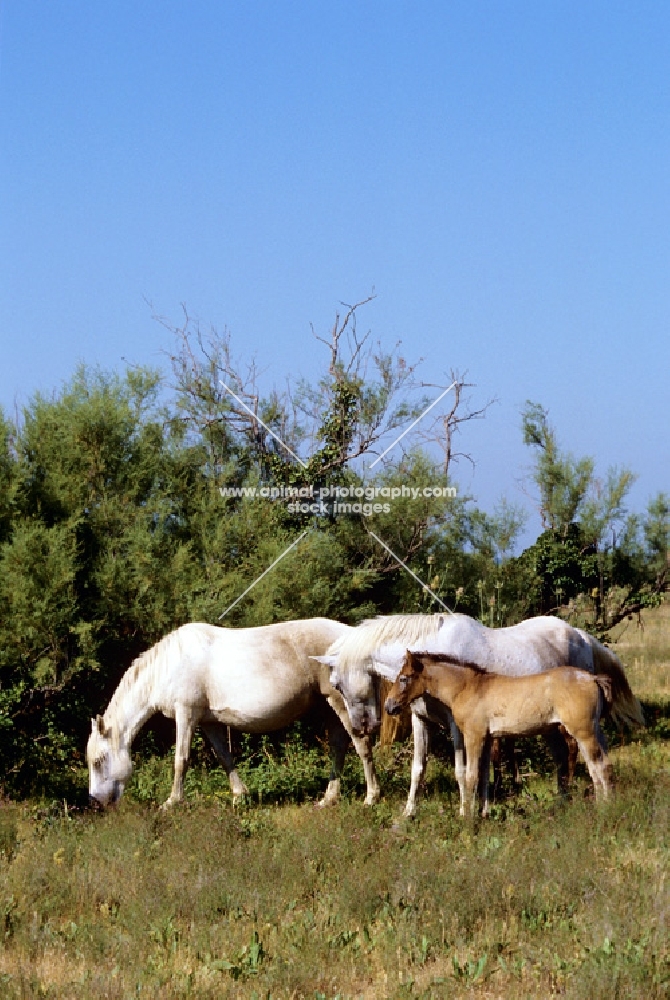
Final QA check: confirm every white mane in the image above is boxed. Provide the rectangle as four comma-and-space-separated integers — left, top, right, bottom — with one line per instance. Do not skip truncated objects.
104, 627, 186, 731
328, 614, 449, 673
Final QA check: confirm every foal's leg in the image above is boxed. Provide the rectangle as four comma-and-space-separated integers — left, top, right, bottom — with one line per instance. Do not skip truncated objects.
463, 732, 485, 818
478, 735, 492, 818
325, 695, 380, 806
403, 713, 430, 818
490, 738, 503, 801
575, 724, 614, 800
596, 725, 614, 797
561, 727, 579, 785
450, 719, 467, 818
163, 704, 197, 808
504, 738, 521, 792
201, 721, 249, 805
544, 727, 571, 795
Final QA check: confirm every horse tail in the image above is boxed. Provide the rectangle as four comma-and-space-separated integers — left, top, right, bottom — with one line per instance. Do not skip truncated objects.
594, 674, 613, 707
379, 678, 412, 746
588, 638, 645, 728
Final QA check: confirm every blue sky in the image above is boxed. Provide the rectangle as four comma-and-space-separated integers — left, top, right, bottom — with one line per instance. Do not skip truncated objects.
1, 1, 668, 544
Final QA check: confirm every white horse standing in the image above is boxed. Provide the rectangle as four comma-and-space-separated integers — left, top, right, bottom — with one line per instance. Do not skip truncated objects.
87, 618, 380, 809
315, 613, 643, 817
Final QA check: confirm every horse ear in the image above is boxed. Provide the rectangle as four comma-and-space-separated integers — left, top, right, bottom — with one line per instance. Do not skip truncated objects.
95, 714, 109, 738
372, 659, 399, 681
408, 651, 424, 673
311, 654, 338, 668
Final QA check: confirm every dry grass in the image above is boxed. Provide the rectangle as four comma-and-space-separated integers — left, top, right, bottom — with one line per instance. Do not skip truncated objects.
609, 598, 670, 705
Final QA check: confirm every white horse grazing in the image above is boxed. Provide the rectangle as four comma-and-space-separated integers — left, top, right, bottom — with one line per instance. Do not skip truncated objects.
315, 613, 643, 817
87, 618, 380, 810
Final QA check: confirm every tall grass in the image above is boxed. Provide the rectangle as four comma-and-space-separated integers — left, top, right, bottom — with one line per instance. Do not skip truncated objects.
610, 598, 670, 705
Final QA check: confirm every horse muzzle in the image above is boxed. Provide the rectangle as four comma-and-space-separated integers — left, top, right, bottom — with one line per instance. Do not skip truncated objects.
384, 697, 401, 716
89, 781, 123, 810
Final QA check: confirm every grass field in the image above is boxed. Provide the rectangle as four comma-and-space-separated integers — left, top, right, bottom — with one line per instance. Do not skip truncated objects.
0, 605, 668, 999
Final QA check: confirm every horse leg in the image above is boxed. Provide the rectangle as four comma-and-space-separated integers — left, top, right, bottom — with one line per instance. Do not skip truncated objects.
324, 695, 380, 806
320, 717, 346, 807
490, 737, 502, 801
505, 738, 521, 792
478, 734, 493, 817
561, 725, 579, 784
489, 738, 519, 805
573, 729, 614, 801
450, 719, 467, 817
201, 721, 249, 805
163, 705, 196, 808
463, 732, 485, 819
596, 725, 614, 798
403, 713, 430, 818
544, 726, 571, 795
349, 730, 380, 806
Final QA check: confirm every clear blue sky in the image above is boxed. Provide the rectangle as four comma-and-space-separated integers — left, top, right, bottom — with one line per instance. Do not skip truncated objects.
1, 1, 668, 544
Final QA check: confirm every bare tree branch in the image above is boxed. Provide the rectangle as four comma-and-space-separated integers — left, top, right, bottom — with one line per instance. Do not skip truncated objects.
414, 372, 496, 478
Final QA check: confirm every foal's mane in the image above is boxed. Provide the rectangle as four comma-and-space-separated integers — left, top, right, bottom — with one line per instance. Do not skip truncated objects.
410, 651, 487, 674
329, 614, 447, 672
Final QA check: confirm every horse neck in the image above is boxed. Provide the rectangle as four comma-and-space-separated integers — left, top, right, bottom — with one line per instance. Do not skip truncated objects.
104, 660, 159, 748
422, 660, 471, 706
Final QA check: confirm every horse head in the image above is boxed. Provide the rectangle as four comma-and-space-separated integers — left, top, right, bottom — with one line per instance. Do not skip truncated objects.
384, 650, 426, 716
86, 715, 133, 808
312, 652, 382, 737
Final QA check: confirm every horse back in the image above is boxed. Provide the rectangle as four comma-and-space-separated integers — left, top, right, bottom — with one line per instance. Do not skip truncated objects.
453, 667, 602, 739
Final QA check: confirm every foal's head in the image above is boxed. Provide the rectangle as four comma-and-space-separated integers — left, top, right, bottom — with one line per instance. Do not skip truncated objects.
384, 650, 427, 716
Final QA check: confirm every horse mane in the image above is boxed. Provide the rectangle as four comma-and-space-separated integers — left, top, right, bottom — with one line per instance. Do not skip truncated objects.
329, 614, 447, 673
410, 651, 488, 674
105, 627, 184, 725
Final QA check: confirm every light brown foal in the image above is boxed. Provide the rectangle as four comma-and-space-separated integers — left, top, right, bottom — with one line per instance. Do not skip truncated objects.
385, 651, 614, 817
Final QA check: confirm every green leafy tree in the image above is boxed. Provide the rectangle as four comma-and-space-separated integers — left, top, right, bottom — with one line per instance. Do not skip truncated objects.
517, 402, 666, 631
0, 367, 201, 793
643, 492, 669, 585
0, 411, 14, 544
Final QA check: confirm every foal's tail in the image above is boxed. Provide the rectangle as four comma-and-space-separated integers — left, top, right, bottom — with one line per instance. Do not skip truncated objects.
584, 635, 645, 728
594, 674, 613, 707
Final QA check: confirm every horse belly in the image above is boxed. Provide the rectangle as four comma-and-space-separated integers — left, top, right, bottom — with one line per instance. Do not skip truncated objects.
488, 718, 559, 738
204, 681, 316, 732
487, 704, 560, 738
